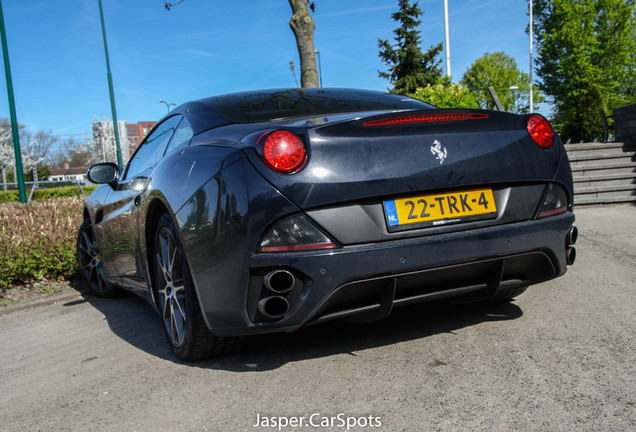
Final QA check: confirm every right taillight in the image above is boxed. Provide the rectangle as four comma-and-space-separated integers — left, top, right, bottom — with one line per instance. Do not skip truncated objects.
538, 184, 568, 218
525, 114, 554, 149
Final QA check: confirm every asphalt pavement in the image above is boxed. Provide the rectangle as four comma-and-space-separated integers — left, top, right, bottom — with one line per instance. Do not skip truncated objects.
0, 204, 634, 432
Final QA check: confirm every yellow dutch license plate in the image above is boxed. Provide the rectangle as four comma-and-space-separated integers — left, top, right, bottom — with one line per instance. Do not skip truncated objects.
383, 188, 497, 230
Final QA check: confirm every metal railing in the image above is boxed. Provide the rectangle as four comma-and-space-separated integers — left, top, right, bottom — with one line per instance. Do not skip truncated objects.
1, 179, 89, 202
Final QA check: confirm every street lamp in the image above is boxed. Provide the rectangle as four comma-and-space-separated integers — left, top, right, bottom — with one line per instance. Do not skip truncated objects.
509, 85, 519, 113
159, 99, 176, 113
444, 0, 451, 78
529, 0, 534, 113
315, 50, 323, 87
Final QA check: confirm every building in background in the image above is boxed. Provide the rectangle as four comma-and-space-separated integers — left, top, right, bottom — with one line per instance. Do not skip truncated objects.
49, 164, 88, 183
126, 121, 156, 153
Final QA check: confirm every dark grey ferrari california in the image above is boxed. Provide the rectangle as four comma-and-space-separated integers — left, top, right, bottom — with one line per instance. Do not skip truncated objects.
78, 88, 577, 360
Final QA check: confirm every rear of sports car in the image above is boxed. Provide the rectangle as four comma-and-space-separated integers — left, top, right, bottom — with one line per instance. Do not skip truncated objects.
186, 102, 576, 337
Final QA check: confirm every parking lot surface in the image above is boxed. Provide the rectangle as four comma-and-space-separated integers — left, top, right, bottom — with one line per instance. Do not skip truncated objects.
1, 204, 635, 431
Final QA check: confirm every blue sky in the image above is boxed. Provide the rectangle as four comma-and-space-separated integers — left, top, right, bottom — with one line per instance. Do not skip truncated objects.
0, 0, 533, 145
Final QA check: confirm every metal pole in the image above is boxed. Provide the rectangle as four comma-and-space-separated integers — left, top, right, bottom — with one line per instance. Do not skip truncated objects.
98, 0, 123, 172
444, 0, 451, 78
529, 0, 534, 113
315, 50, 323, 87
0, 0, 26, 203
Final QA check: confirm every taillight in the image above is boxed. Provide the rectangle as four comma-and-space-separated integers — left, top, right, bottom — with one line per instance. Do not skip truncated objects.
525, 114, 554, 149
258, 130, 306, 173
258, 214, 337, 253
363, 112, 488, 126
538, 184, 568, 218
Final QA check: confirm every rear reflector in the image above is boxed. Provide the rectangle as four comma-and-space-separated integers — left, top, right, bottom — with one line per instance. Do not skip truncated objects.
258, 214, 337, 253
363, 112, 488, 126
259, 243, 336, 253
538, 184, 568, 218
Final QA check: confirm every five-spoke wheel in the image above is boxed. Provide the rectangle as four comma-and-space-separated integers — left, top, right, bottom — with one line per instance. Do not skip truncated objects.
153, 213, 241, 360
77, 218, 118, 297
155, 219, 188, 348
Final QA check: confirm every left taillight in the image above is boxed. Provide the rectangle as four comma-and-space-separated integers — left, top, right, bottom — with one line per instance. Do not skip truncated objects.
525, 114, 554, 149
257, 130, 306, 173
257, 214, 337, 253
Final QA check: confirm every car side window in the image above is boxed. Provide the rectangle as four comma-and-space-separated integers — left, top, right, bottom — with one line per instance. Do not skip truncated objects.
124, 115, 182, 180
164, 117, 193, 156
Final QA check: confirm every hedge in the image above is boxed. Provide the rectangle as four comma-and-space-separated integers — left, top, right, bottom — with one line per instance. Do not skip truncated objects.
0, 185, 96, 203
0, 197, 85, 288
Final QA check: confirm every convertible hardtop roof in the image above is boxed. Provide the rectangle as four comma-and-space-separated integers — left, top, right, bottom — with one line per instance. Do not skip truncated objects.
196, 88, 434, 124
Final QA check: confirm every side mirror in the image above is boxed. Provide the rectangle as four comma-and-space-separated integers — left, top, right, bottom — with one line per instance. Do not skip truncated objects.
87, 163, 120, 187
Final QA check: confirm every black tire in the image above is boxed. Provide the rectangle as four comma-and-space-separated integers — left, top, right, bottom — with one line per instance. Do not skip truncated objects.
76, 218, 120, 297
153, 213, 242, 360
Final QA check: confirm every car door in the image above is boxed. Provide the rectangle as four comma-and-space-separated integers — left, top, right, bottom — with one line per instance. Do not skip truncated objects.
97, 115, 183, 289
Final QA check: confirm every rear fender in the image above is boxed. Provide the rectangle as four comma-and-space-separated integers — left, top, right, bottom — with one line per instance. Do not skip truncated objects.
175, 157, 301, 332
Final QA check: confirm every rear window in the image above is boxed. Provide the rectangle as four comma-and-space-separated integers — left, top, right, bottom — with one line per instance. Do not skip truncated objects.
200, 88, 434, 123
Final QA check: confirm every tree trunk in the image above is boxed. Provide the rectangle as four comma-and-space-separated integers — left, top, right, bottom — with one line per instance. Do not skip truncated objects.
288, 0, 319, 88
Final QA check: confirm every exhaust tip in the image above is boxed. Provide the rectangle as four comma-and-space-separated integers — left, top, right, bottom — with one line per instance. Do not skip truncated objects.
264, 270, 296, 294
566, 247, 576, 265
257, 296, 290, 319
567, 226, 578, 246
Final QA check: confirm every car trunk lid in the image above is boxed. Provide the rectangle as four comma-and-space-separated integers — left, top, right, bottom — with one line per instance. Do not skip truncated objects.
246, 109, 562, 210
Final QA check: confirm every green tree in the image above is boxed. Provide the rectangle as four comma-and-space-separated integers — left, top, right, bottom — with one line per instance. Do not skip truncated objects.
552, 83, 607, 142
461, 52, 543, 112
408, 77, 479, 108
532, 0, 636, 141
378, 0, 443, 95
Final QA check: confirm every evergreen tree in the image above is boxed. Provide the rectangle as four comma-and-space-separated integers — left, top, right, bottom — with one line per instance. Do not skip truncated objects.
378, 0, 443, 95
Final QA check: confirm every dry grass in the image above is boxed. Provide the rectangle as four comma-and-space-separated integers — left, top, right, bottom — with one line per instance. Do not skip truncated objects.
0, 197, 84, 289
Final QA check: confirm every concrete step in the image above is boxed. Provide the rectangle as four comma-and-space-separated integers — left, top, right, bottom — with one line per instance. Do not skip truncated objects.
568, 151, 635, 163
564, 141, 636, 206
576, 195, 636, 206
571, 162, 636, 177
568, 150, 635, 164
564, 142, 631, 152
575, 183, 636, 195
573, 172, 636, 184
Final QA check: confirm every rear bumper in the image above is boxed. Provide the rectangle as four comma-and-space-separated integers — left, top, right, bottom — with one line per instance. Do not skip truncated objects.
208, 212, 575, 336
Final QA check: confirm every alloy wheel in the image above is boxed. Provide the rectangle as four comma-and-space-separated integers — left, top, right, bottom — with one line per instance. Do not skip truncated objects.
156, 226, 187, 348
77, 220, 111, 296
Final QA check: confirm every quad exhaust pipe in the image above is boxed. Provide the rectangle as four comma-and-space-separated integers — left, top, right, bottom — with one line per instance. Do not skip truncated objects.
264, 269, 296, 294
566, 226, 578, 265
567, 226, 578, 246
257, 296, 290, 319
256, 270, 300, 319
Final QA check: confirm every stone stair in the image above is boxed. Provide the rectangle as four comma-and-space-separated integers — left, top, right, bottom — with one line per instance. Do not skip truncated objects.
565, 142, 636, 205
